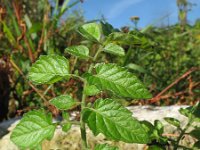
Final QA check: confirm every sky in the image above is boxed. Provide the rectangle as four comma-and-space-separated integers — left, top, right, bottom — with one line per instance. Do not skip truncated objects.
73, 0, 200, 28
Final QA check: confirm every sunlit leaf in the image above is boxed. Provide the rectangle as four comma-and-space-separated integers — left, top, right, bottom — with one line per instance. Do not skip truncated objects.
164, 117, 180, 128
65, 45, 90, 59
85, 63, 152, 99
62, 112, 70, 120
106, 32, 142, 46
103, 43, 125, 56
10, 110, 56, 149
154, 120, 164, 135
50, 95, 77, 110
127, 63, 146, 73
78, 23, 101, 42
179, 104, 200, 122
28, 55, 70, 84
84, 85, 101, 96
83, 98, 149, 143
62, 122, 72, 132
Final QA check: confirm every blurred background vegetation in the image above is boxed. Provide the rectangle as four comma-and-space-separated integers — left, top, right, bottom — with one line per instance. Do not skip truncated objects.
0, 0, 199, 121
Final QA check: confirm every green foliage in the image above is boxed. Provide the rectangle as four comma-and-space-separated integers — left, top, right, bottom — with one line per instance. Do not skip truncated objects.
3, 0, 199, 148
148, 145, 164, 150
126, 63, 146, 73
103, 43, 125, 56
1, 0, 85, 109
10, 110, 56, 149
179, 103, 200, 122
164, 117, 180, 127
28, 55, 70, 84
78, 22, 102, 42
62, 122, 72, 132
85, 63, 152, 99
156, 103, 200, 150
190, 128, 200, 140
82, 98, 149, 143
138, 24, 200, 103
84, 85, 101, 96
193, 141, 200, 149
49, 95, 77, 110
65, 45, 90, 59
11, 22, 151, 149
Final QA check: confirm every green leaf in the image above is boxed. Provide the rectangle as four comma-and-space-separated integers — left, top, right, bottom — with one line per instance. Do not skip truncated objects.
82, 98, 149, 143
95, 144, 119, 150
34, 144, 42, 150
10, 110, 56, 149
84, 85, 101, 96
28, 55, 70, 84
140, 121, 154, 133
62, 122, 72, 132
189, 128, 200, 140
154, 120, 164, 135
106, 32, 142, 46
85, 63, 152, 99
65, 45, 90, 59
179, 104, 200, 122
78, 23, 101, 42
29, 23, 42, 34
148, 145, 165, 150
100, 21, 116, 36
179, 107, 192, 118
164, 117, 180, 127
192, 103, 200, 119
103, 43, 125, 56
127, 63, 146, 73
2, 22, 17, 46
61, 0, 70, 13
193, 141, 200, 149
62, 112, 70, 120
50, 95, 77, 110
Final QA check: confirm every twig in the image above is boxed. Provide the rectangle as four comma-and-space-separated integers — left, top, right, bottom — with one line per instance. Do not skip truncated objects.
150, 67, 199, 103
12, 1, 35, 62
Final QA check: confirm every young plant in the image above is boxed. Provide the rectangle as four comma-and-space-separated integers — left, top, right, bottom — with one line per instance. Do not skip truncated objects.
143, 102, 200, 150
10, 22, 152, 149
164, 102, 200, 150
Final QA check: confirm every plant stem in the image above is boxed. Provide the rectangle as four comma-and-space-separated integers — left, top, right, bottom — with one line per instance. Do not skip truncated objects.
174, 119, 193, 150
71, 56, 78, 74
88, 45, 102, 72
123, 46, 132, 66
70, 121, 81, 125
80, 82, 88, 149
70, 74, 85, 82
79, 46, 102, 149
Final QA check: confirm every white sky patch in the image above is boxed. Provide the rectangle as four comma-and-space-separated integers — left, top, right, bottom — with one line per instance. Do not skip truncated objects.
107, 0, 144, 19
